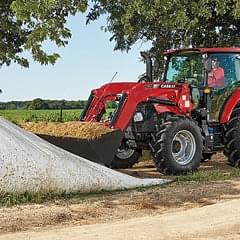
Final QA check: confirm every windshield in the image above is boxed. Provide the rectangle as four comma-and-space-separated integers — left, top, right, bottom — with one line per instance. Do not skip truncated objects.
165, 52, 204, 86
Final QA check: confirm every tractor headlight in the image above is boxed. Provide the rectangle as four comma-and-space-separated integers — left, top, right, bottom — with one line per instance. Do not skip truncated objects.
134, 112, 144, 122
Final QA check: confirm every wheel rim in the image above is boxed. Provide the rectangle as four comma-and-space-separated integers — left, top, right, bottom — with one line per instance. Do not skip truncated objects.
116, 148, 135, 160
171, 130, 196, 165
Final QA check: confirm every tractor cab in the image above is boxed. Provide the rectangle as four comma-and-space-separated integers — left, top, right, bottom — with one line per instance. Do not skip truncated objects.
162, 49, 240, 121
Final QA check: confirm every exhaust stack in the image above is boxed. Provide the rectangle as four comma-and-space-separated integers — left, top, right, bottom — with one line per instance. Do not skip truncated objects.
140, 51, 153, 82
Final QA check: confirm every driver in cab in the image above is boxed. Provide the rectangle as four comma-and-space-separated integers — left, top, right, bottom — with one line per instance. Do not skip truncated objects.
208, 58, 225, 88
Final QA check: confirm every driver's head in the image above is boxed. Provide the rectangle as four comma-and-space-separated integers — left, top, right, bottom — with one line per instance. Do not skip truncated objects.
211, 58, 219, 69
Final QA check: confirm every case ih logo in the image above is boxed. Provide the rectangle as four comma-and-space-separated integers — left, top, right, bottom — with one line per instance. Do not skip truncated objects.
160, 84, 176, 88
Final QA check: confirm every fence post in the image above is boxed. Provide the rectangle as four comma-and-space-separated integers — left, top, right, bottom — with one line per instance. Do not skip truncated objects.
60, 104, 63, 122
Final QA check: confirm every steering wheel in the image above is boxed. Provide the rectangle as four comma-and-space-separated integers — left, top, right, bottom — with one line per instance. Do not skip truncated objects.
185, 77, 199, 86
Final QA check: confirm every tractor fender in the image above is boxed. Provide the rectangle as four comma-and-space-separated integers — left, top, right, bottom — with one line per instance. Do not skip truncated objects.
220, 88, 240, 124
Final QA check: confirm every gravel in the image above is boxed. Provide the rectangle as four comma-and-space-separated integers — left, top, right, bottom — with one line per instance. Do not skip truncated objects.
0, 118, 168, 194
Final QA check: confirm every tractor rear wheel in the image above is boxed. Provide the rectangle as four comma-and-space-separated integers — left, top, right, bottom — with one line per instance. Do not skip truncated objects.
224, 106, 240, 167
150, 116, 203, 175
110, 147, 141, 169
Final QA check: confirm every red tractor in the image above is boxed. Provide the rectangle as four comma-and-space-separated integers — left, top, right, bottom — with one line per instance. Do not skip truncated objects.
43, 48, 240, 175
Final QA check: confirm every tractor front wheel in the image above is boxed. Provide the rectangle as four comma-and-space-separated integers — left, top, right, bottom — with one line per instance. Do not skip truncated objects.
110, 146, 141, 169
150, 116, 203, 175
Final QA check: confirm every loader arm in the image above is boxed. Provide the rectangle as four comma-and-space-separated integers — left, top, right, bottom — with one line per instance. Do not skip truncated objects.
80, 82, 137, 122
110, 82, 192, 130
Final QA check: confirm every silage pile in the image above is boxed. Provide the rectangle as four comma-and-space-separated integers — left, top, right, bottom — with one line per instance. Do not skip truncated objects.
20, 121, 112, 140
0, 118, 168, 194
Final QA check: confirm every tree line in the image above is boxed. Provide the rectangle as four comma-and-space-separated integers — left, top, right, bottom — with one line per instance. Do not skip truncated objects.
0, 98, 87, 110
0, 98, 117, 110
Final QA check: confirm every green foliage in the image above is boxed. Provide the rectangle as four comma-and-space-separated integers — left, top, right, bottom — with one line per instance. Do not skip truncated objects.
0, 99, 86, 110
0, 0, 87, 67
11, 0, 88, 65
0, 1, 29, 67
105, 100, 117, 109
87, 0, 240, 55
2, 0, 240, 67
28, 98, 47, 110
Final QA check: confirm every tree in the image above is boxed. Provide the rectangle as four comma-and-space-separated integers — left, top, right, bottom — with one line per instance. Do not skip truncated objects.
87, 0, 240, 55
3, 0, 240, 68
28, 98, 48, 110
0, 1, 29, 67
0, 0, 87, 67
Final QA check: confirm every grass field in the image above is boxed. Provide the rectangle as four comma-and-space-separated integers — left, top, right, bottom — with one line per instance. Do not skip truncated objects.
0, 109, 83, 123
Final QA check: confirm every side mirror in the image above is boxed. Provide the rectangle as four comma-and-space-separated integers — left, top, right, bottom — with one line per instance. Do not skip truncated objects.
204, 59, 212, 73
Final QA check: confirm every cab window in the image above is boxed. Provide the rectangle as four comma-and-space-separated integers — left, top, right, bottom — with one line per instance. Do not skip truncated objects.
208, 53, 240, 88
166, 52, 204, 87
209, 53, 240, 120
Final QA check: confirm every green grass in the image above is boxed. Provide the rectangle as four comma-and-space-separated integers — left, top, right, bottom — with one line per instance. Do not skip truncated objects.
0, 109, 83, 123
175, 168, 240, 183
0, 108, 115, 123
0, 187, 152, 207
0, 191, 99, 207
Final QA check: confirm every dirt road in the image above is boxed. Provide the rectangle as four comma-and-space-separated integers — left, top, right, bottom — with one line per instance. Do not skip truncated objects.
1, 198, 240, 240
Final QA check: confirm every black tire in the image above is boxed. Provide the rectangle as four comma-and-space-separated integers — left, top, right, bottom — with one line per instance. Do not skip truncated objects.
201, 153, 214, 162
224, 106, 240, 167
110, 148, 141, 169
149, 115, 203, 175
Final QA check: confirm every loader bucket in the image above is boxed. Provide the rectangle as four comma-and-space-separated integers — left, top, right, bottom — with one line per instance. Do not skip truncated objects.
38, 130, 124, 166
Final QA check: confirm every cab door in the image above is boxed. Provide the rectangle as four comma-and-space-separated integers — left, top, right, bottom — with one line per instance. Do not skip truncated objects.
208, 53, 240, 121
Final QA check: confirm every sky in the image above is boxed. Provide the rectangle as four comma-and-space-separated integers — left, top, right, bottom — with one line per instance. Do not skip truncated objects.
0, 14, 151, 102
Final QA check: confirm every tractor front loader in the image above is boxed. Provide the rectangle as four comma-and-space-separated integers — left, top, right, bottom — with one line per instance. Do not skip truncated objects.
43, 48, 240, 175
